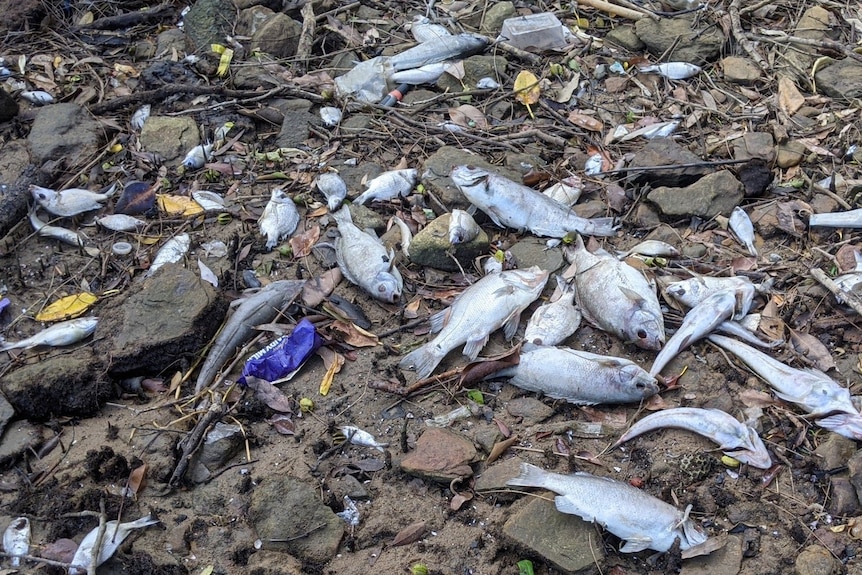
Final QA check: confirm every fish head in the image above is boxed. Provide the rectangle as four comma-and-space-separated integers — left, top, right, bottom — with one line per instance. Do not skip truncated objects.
728, 428, 772, 469
624, 310, 665, 350
678, 516, 708, 550
271, 188, 289, 202
371, 272, 402, 303
448, 225, 467, 244
619, 366, 660, 399
30, 185, 57, 206
450, 165, 490, 189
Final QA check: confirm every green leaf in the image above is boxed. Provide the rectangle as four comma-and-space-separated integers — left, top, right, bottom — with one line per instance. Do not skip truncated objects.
517, 559, 535, 575
466, 389, 484, 405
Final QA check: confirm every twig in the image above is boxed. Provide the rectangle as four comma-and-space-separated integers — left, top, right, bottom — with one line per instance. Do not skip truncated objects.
168, 393, 230, 487
75, 3, 174, 30
746, 31, 862, 66
0, 551, 70, 568
405, 366, 464, 396
729, 0, 769, 71
296, 2, 316, 74
576, 0, 646, 21
810, 268, 862, 317
88, 499, 107, 575
375, 315, 429, 338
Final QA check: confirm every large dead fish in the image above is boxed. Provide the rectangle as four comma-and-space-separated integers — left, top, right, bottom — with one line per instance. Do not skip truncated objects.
30, 183, 115, 217
399, 267, 549, 378
450, 165, 618, 238
613, 407, 772, 469
506, 463, 708, 552
69, 515, 159, 575
566, 235, 665, 350
0, 317, 98, 352
194, 280, 305, 393
258, 188, 300, 250
523, 276, 581, 346
492, 344, 658, 405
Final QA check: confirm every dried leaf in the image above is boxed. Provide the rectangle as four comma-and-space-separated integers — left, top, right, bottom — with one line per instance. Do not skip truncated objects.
445, 60, 466, 82
681, 534, 728, 559
35, 292, 98, 322
778, 76, 805, 116
448, 105, 488, 129
644, 394, 672, 411
450, 492, 472, 511
759, 298, 785, 340
245, 376, 294, 412
836, 244, 861, 273
40, 538, 78, 563
775, 200, 811, 237
267, 414, 296, 435
486, 436, 518, 464
329, 320, 378, 347
514, 70, 540, 118
738, 389, 779, 408
289, 225, 320, 258
198, 259, 218, 288
567, 111, 603, 132
115, 181, 156, 215
790, 330, 836, 371
127, 464, 147, 496
391, 521, 426, 546
578, 407, 627, 428
552, 72, 580, 103
317, 347, 344, 396
158, 194, 204, 217
403, 297, 424, 320
301, 267, 343, 307
459, 346, 521, 387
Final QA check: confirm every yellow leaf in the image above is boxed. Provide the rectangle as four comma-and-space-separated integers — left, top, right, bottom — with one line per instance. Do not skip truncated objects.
36, 292, 98, 322
109, 143, 123, 153
157, 194, 204, 217
318, 352, 344, 396
513, 70, 541, 119
78, 11, 94, 25
210, 44, 226, 54
217, 48, 233, 77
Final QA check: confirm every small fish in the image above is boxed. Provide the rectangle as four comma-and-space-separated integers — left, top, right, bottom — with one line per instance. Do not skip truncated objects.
3, 517, 30, 567
258, 188, 300, 250
448, 209, 480, 244
613, 407, 772, 469
182, 143, 214, 169
146, 233, 190, 276
808, 208, 862, 228
30, 183, 115, 217
493, 344, 658, 405
391, 62, 451, 85
618, 240, 680, 260
638, 62, 702, 80
192, 190, 226, 212
69, 515, 159, 575
715, 317, 784, 349
319, 106, 343, 126
729, 206, 758, 256
332, 206, 403, 304
29, 208, 88, 247
195, 280, 305, 393
506, 463, 708, 552
95, 213, 147, 232
353, 169, 418, 205
542, 177, 582, 207
131, 104, 150, 130
399, 267, 549, 378
340, 425, 388, 452
390, 33, 488, 71
663, 275, 755, 316
20, 90, 53, 104
0, 317, 98, 352
450, 165, 618, 238
523, 276, 581, 346
565, 235, 665, 350
315, 172, 348, 212
388, 215, 413, 258
708, 334, 857, 417
409, 15, 452, 43
476, 77, 500, 89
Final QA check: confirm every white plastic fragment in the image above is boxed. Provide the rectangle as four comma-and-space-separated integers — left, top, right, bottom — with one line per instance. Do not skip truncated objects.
499, 13, 571, 51
319, 106, 343, 126
131, 104, 151, 130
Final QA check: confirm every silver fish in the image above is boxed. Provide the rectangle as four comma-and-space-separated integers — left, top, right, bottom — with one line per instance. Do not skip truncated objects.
20, 90, 53, 104
493, 344, 658, 405
708, 334, 857, 417
663, 275, 755, 317
258, 188, 300, 250
332, 206, 403, 304
69, 515, 159, 575
523, 276, 581, 346
388, 216, 413, 258
192, 190, 226, 212
315, 172, 348, 212
715, 317, 784, 349
808, 208, 862, 228
3, 517, 30, 567
353, 169, 418, 205
146, 233, 190, 276
448, 209, 480, 245
542, 177, 582, 207
340, 425, 388, 452
638, 62, 702, 80
30, 184, 114, 217
618, 240, 680, 260
95, 213, 147, 232
613, 407, 772, 469
29, 208, 88, 247
390, 33, 488, 71
0, 317, 98, 352
450, 165, 617, 238
729, 206, 758, 256
194, 280, 305, 393
566, 235, 665, 350
182, 143, 214, 169
399, 267, 549, 378
409, 15, 452, 43
131, 104, 150, 130
829, 250, 862, 303
391, 62, 450, 85
319, 106, 343, 126
507, 463, 708, 552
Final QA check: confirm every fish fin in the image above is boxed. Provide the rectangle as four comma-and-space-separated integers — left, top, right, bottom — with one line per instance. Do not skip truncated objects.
462, 335, 489, 361
127, 515, 160, 529
619, 286, 648, 308
502, 311, 522, 340
553, 495, 596, 522
505, 462, 548, 488
387, 247, 396, 272
429, 308, 450, 334
619, 537, 654, 553
353, 191, 370, 205
398, 345, 444, 379
466, 204, 478, 217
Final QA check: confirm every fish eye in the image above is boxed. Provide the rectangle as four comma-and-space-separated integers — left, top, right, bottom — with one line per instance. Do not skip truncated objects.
637, 329, 648, 340
636, 382, 645, 390
377, 285, 386, 292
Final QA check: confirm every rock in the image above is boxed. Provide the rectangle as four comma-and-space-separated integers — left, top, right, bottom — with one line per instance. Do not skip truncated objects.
400, 427, 477, 482
408, 213, 489, 271
98, 264, 226, 376
0, 141, 32, 238
783, 7, 835, 85
132, 39, 156, 60
188, 422, 244, 483
139, 116, 201, 163
330, 475, 369, 501
827, 475, 860, 516
503, 494, 605, 574
722, 57, 762, 84
813, 433, 856, 471
0, 88, 18, 121
628, 138, 710, 187
236, 5, 273, 36
508, 237, 564, 274
471, 423, 502, 454
232, 0, 281, 9
777, 140, 806, 168
681, 534, 743, 575
634, 16, 723, 64
605, 25, 645, 51
183, 0, 235, 51
27, 103, 101, 167
437, 55, 508, 93
246, 549, 304, 575
480, 2, 515, 35
156, 28, 186, 56
0, 421, 44, 464
422, 146, 522, 210
0, 394, 13, 438
737, 158, 773, 197
814, 59, 862, 100
633, 202, 662, 228
733, 132, 775, 164
505, 397, 554, 425
250, 13, 302, 59
475, 458, 523, 493
795, 545, 839, 575
847, 450, 862, 503
275, 108, 318, 148
1, 348, 111, 419
250, 476, 344, 563
648, 171, 744, 219
347, 203, 385, 233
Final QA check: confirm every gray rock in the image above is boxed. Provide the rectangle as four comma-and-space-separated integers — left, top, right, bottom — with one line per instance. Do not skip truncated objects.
648, 171, 743, 219
0, 421, 44, 464
156, 29, 187, 56
681, 534, 743, 575
250, 476, 344, 563
140, 116, 200, 163
633, 202, 662, 228
827, 475, 859, 516
275, 106, 318, 148
722, 57, 762, 84
0, 88, 18, 121
475, 458, 523, 493
1, 348, 112, 419
846, 449, 862, 503
776, 140, 806, 169
98, 264, 226, 376
782, 7, 835, 86
189, 422, 244, 483
0, 142, 32, 238
507, 238, 564, 273
813, 433, 856, 471
437, 55, 508, 93
251, 13, 302, 59
183, 0, 235, 52
27, 103, 101, 166
408, 213, 489, 271
400, 427, 477, 482
471, 423, 503, 455
0, 394, 14, 438
236, 5, 274, 36
422, 146, 523, 210
814, 59, 862, 100
634, 16, 723, 64
481, 1, 515, 35
340, 113, 373, 133
347, 203, 385, 233
732, 132, 775, 163
246, 550, 304, 575
132, 39, 156, 60
794, 545, 839, 575
627, 138, 710, 187
330, 475, 369, 501
605, 25, 645, 51
232, 0, 281, 9
503, 494, 605, 574
505, 397, 554, 425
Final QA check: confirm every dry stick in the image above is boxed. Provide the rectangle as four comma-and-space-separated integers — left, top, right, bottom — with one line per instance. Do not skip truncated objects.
296, 2, 316, 74
605, 0, 660, 20
75, 3, 174, 29
577, 0, 646, 21
169, 393, 230, 487
728, 0, 769, 71
88, 499, 107, 575
746, 32, 862, 66
314, 1, 360, 22
0, 551, 69, 568
810, 268, 862, 317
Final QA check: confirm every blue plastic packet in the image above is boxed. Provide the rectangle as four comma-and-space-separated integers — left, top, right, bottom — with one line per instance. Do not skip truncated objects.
0, 298, 9, 318
238, 318, 322, 385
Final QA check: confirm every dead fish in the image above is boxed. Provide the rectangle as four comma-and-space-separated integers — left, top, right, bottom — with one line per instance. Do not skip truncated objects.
20, 90, 53, 104
315, 172, 348, 212
613, 407, 772, 469
448, 209, 480, 245
618, 240, 680, 260
708, 334, 857, 417
194, 280, 305, 393
131, 104, 150, 130
0, 317, 98, 352
523, 276, 581, 346
715, 317, 784, 349
542, 177, 582, 207
808, 208, 862, 228
409, 15, 452, 43
146, 233, 190, 276
391, 62, 450, 85
399, 266, 549, 378
29, 208, 88, 248
729, 206, 758, 256
192, 190, 226, 212
566, 235, 665, 350
69, 515, 159, 575
332, 206, 403, 304
319, 106, 343, 126
663, 275, 756, 316
340, 425, 388, 452
507, 463, 708, 552
815, 412, 862, 441
388, 216, 413, 258
493, 344, 658, 405
182, 142, 214, 169
30, 183, 115, 217
95, 213, 147, 232
258, 188, 300, 250
353, 169, 418, 205
390, 33, 488, 71
3, 517, 30, 567
450, 165, 618, 238
638, 62, 702, 80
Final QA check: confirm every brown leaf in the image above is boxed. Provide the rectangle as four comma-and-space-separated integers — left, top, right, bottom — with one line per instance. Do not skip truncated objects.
459, 346, 521, 387
448, 105, 489, 129
450, 492, 472, 511
290, 225, 320, 258
128, 464, 147, 496
404, 297, 424, 320
391, 521, 426, 546
778, 76, 805, 116
301, 267, 343, 307
567, 111, 603, 132
40, 538, 78, 563
759, 297, 785, 340
486, 436, 519, 465
329, 320, 379, 347
644, 394, 672, 411
141, 378, 167, 393
836, 244, 861, 273
246, 376, 294, 412
774, 200, 811, 237
267, 414, 296, 435
790, 330, 836, 371
739, 389, 780, 408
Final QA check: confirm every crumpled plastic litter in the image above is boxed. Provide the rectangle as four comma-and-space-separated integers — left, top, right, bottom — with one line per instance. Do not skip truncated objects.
238, 318, 322, 385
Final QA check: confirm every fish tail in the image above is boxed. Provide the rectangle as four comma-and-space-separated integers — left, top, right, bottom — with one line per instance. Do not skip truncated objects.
583, 216, 619, 237
127, 514, 160, 529
505, 462, 548, 489
399, 344, 443, 379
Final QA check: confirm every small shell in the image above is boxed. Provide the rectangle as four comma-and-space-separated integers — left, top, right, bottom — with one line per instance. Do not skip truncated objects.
20, 90, 54, 104
319, 106, 343, 126
131, 105, 151, 130
192, 190, 226, 212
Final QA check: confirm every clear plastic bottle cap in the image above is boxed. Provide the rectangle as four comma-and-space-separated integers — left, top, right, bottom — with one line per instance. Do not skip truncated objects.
112, 241, 133, 256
